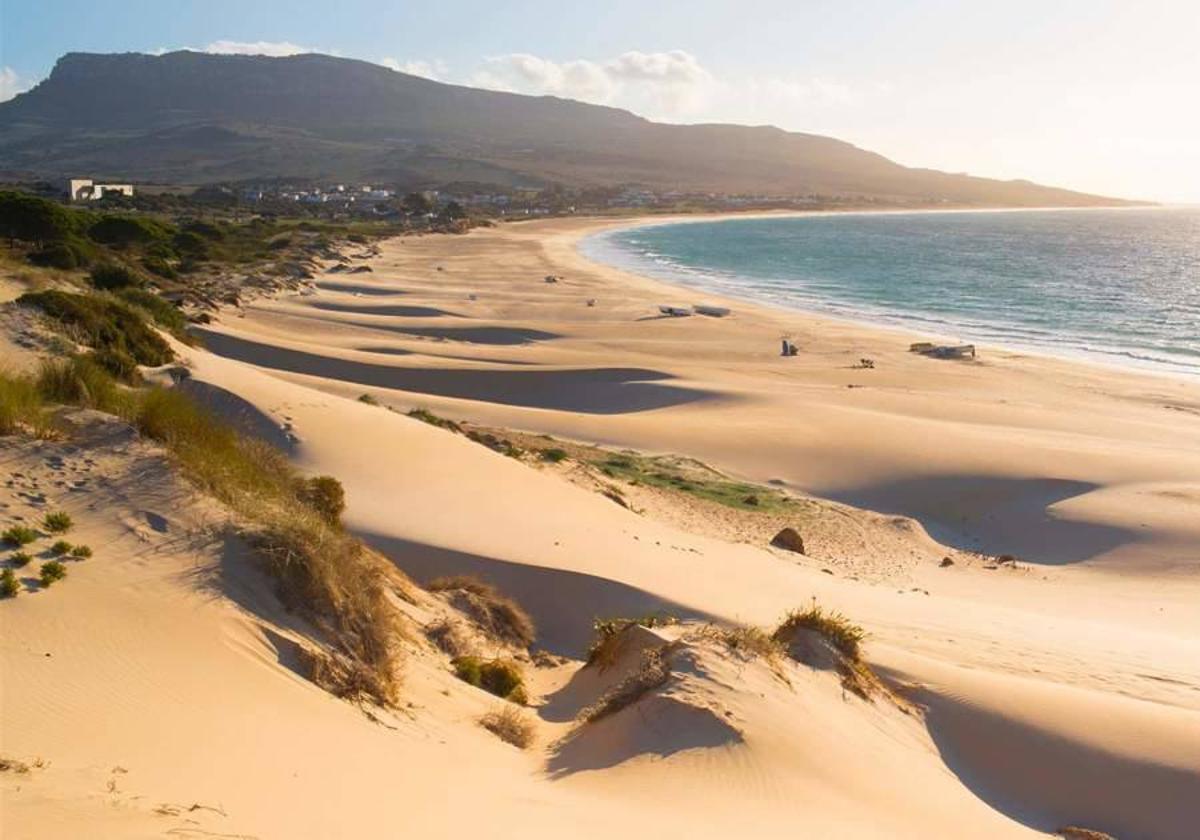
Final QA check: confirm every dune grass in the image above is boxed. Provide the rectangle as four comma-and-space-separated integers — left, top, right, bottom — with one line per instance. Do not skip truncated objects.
773, 605, 866, 659
10, 551, 32, 568
42, 511, 73, 534
4, 354, 402, 704
39, 560, 66, 586
49, 540, 72, 556
1, 569, 18, 598
69, 544, 92, 559
479, 705, 535, 749
0, 373, 54, 437
427, 575, 535, 649
2, 525, 38, 547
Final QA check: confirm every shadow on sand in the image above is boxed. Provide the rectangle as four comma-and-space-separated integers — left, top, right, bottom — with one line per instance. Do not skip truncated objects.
355, 532, 719, 658
824, 474, 1138, 564
196, 329, 721, 414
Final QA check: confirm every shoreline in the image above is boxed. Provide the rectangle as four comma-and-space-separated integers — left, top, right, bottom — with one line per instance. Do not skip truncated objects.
567, 207, 1200, 384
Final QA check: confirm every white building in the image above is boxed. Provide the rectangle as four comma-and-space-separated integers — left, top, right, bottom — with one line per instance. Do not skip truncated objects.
69, 179, 134, 201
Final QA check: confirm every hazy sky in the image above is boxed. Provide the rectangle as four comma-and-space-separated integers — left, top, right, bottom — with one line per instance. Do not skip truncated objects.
2, 0, 1197, 201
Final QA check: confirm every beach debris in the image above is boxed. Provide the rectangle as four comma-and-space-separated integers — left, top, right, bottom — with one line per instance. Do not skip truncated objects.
770, 527, 806, 554
781, 339, 799, 356
544, 274, 560, 283
910, 342, 976, 360
586, 298, 596, 307
853, 358, 875, 369
468, 293, 477, 301
939, 556, 955, 568
349, 265, 372, 273
694, 304, 730, 317
659, 305, 692, 317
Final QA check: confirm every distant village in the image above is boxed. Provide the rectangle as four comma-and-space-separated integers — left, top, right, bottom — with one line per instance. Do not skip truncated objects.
41, 176, 902, 221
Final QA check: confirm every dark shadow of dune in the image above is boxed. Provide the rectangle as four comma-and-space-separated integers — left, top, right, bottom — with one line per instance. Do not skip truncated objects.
195, 328, 719, 414
176, 378, 295, 452
310, 300, 459, 318
822, 475, 1136, 564
898, 679, 1200, 840
369, 325, 561, 346
354, 532, 720, 657
315, 281, 408, 296
546, 699, 743, 777
353, 346, 539, 366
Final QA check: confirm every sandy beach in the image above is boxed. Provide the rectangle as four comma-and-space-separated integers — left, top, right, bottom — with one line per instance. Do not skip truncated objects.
4, 214, 1200, 838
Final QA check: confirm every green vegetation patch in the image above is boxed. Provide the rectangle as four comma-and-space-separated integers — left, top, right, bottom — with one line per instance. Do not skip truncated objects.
592, 452, 792, 512
19, 290, 174, 373
0, 568, 18, 598
452, 656, 528, 704
42, 511, 73, 534
2, 525, 38, 547
39, 560, 66, 586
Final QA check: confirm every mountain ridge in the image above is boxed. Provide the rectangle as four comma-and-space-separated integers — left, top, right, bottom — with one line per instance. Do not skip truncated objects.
0, 51, 1139, 206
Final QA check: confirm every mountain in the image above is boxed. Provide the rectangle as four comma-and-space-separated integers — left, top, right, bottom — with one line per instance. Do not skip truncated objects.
0, 51, 1134, 206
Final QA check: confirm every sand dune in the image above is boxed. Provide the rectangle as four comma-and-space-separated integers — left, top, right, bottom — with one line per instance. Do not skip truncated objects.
5, 215, 1200, 838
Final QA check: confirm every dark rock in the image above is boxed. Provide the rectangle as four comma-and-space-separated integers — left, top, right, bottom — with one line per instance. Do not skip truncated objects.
770, 527, 805, 554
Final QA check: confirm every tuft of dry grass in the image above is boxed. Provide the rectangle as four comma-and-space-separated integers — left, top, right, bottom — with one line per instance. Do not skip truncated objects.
693, 622, 785, 663
424, 618, 475, 658
0, 372, 53, 437
479, 705, 535, 749
773, 604, 866, 659
427, 575, 535, 649
1056, 828, 1116, 840
2, 525, 39, 547
579, 645, 674, 724
773, 603, 884, 699
42, 511, 73, 533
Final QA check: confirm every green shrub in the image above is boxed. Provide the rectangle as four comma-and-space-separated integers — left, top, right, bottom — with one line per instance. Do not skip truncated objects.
29, 241, 80, 269
114, 288, 188, 337
539, 448, 569, 463
42, 511, 72, 533
2, 525, 38, 546
49, 540, 72, 556
88, 214, 173, 247
296, 475, 346, 527
90, 347, 141, 382
141, 255, 177, 279
10, 551, 33, 568
172, 230, 209, 259
357, 393, 380, 406
89, 263, 143, 291
0, 191, 80, 244
182, 220, 225, 241
0, 568, 17, 598
19, 290, 173, 367
451, 656, 527, 704
39, 560, 67, 586
69, 544, 92, 559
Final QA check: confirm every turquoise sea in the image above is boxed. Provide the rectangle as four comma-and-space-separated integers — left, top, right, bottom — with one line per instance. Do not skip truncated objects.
582, 207, 1200, 377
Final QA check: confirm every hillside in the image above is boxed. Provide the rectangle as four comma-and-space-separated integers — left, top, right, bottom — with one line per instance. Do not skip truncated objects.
0, 51, 1134, 206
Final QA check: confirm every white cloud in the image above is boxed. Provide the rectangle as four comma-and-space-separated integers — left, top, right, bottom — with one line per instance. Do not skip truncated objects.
202, 40, 315, 57
0, 66, 29, 102
380, 58, 447, 80
151, 40, 321, 58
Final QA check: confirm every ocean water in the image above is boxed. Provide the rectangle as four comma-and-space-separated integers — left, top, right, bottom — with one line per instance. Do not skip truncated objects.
582, 208, 1200, 377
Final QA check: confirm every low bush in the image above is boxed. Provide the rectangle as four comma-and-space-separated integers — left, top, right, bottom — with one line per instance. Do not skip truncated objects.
2, 525, 38, 546
407, 407, 461, 432
479, 706, 535, 748
89, 263, 143, 291
141, 255, 177, 279
1, 568, 18, 597
357, 393, 380, 406
29, 239, 91, 270
427, 575, 535, 648
39, 560, 66, 586
49, 540, 72, 556
452, 656, 527, 704
296, 475, 345, 527
42, 511, 72, 533
10, 551, 33, 568
539, 448, 569, 463
115, 288, 189, 337
91, 347, 141, 382
69, 544, 92, 559
88, 215, 173, 248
